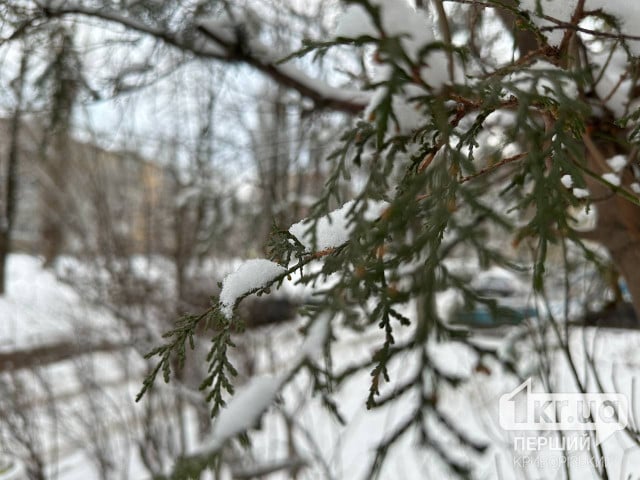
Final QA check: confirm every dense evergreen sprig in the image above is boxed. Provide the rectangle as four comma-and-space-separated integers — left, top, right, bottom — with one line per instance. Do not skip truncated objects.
138, 1, 640, 477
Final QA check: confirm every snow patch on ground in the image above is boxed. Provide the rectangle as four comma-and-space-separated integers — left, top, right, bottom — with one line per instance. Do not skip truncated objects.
4, 255, 640, 479
0, 255, 116, 349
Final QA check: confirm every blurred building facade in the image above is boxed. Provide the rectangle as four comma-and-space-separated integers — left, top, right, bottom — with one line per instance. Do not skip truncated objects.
0, 118, 174, 258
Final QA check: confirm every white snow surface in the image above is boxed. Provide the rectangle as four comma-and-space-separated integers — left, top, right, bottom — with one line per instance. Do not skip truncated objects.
632, 182, 640, 194
0, 255, 156, 479
560, 174, 573, 188
0, 255, 117, 349
602, 172, 621, 186
289, 199, 388, 252
6, 255, 640, 478
219, 259, 286, 318
232, 301, 640, 479
606, 154, 627, 173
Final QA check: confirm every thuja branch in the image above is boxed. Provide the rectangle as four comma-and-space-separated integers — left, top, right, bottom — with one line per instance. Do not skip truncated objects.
417, 95, 520, 173
136, 247, 335, 404
459, 152, 529, 184
136, 312, 208, 402
416, 151, 529, 202
571, 160, 640, 207
539, 14, 640, 42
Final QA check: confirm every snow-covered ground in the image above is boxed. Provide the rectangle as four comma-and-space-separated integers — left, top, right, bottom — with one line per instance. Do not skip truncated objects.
0, 255, 151, 479
1, 255, 640, 479
234, 319, 640, 479
0, 255, 105, 349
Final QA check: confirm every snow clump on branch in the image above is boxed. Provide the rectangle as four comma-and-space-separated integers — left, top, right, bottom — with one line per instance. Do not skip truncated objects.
606, 155, 627, 173
219, 259, 286, 319
198, 374, 284, 453
289, 199, 388, 252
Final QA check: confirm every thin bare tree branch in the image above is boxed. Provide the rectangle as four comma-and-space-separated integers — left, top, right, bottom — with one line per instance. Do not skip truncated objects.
35, 3, 368, 114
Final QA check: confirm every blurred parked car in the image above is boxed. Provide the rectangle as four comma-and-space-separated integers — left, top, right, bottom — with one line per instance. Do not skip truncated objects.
449, 267, 536, 328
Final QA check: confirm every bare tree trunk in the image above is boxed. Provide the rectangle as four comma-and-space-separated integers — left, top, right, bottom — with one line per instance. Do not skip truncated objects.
0, 51, 28, 295
0, 340, 126, 373
40, 135, 68, 268
253, 85, 292, 249
582, 129, 640, 318
40, 26, 79, 268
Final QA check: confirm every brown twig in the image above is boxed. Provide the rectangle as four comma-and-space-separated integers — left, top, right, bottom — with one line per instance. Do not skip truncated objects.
416, 151, 528, 201
459, 151, 528, 184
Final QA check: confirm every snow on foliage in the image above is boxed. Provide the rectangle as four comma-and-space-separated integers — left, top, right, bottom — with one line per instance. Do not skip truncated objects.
573, 187, 590, 198
205, 374, 284, 450
592, 47, 632, 118
197, 316, 332, 453
219, 259, 286, 318
335, 2, 376, 38
289, 200, 388, 252
336, 0, 455, 135
560, 174, 573, 188
508, 60, 577, 100
290, 202, 353, 251
607, 155, 627, 173
520, 0, 577, 46
436, 289, 464, 324
515, 1, 640, 117
602, 172, 621, 187
632, 182, 640, 194
364, 85, 427, 134
336, 0, 435, 63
